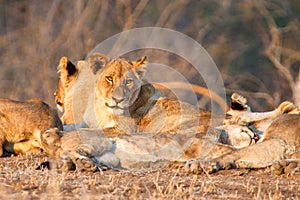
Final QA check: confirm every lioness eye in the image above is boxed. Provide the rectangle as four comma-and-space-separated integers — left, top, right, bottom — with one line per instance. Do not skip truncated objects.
106, 76, 113, 83
126, 78, 133, 85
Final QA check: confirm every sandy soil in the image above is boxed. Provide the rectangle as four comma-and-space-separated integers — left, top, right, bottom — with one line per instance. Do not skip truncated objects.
0, 152, 299, 199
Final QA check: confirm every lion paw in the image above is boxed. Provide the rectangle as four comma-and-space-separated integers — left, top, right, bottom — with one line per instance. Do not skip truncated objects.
43, 157, 75, 171
271, 160, 300, 176
231, 93, 247, 106
75, 156, 97, 172
76, 145, 93, 157
276, 101, 295, 114
184, 159, 220, 174
230, 93, 249, 112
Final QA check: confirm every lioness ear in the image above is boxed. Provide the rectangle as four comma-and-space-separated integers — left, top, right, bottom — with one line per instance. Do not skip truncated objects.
88, 53, 109, 74
58, 56, 77, 78
132, 56, 147, 79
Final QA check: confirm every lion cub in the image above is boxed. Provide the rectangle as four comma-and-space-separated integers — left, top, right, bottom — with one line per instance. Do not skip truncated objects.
40, 128, 234, 171
0, 98, 62, 156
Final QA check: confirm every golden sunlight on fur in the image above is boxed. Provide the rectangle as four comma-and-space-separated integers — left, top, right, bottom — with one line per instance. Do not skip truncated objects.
0, 98, 62, 156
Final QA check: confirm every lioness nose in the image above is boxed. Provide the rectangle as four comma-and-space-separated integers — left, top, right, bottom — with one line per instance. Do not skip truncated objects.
112, 96, 125, 104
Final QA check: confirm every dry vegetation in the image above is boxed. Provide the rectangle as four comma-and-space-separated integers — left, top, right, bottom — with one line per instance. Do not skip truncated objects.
0, 152, 299, 199
0, 0, 300, 199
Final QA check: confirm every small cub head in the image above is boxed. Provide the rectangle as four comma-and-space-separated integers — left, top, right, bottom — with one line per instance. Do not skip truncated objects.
40, 128, 62, 156
95, 56, 147, 115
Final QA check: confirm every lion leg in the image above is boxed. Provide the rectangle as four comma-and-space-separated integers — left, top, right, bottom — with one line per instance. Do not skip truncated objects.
45, 157, 76, 171
273, 101, 296, 116
230, 93, 248, 111
0, 142, 3, 157
225, 101, 296, 125
271, 159, 300, 176
48, 150, 95, 171
63, 150, 97, 172
0, 134, 7, 156
75, 156, 97, 172
13, 140, 41, 155
185, 139, 288, 174
92, 152, 120, 169
11, 129, 44, 155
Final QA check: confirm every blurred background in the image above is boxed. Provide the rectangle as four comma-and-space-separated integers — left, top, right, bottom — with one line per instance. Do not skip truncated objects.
0, 0, 299, 111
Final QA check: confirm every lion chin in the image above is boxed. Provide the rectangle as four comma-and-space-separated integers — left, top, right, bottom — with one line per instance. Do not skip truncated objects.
107, 106, 125, 115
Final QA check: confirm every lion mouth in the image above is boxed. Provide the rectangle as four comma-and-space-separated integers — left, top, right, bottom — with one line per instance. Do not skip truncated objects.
105, 103, 125, 110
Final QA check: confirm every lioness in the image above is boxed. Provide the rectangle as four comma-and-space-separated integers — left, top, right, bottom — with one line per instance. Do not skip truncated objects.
185, 114, 300, 175
55, 53, 108, 124
40, 128, 234, 171
82, 56, 215, 134
55, 53, 228, 130
40, 113, 299, 175
0, 98, 62, 156
218, 93, 297, 148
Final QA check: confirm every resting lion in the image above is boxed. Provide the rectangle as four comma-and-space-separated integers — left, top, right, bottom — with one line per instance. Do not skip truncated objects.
55, 53, 108, 124
55, 53, 230, 132
82, 55, 215, 134
185, 113, 300, 176
0, 98, 62, 156
40, 128, 234, 171
218, 93, 298, 148
40, 113, 299, 175
57, 54, 216, 135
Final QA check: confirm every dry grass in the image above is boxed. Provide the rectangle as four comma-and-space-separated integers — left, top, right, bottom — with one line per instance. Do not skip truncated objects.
0, 152, 299, 199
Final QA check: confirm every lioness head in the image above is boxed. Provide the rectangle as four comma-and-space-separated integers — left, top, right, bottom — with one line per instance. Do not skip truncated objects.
95, 56, 147, 115
55, 53, 108, 124
54, 57, 74, 112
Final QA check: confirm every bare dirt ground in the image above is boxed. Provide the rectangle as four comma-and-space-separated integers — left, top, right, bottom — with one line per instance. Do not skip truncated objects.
0, 152, 299, 200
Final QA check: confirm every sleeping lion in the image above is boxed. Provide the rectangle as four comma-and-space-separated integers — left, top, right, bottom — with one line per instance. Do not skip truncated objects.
0, 98, 62, 156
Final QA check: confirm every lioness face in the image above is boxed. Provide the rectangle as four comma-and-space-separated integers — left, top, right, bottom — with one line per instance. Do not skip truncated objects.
54, 56, 77, 113
95, 56, 147, 115
54, 79, 66, 112
54, 53, 108, 124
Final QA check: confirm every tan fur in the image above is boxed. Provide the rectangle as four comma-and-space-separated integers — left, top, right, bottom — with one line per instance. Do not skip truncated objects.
55, 54, 229, 130
55, 53, 108, 124
185, 114, 300, 174
40, 114, 299, 172
0, 98, 62, 156
219, 93, 298, 148
225, 93, 297, 125
41, 89, 300, 173
40, 128, 234, 171
83, 56, 213, 134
